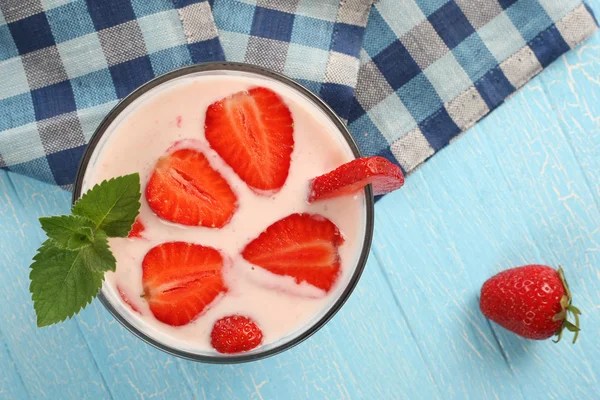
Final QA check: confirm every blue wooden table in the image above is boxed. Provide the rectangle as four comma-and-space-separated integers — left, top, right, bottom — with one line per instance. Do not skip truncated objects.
1, 8, 600, 400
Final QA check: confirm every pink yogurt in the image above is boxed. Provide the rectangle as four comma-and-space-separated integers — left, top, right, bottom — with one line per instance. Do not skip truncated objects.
80, 69, 368, 358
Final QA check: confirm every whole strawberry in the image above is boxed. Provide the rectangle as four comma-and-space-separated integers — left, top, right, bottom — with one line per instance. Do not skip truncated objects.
211, 315, 263, 354
480, 265, 581, 343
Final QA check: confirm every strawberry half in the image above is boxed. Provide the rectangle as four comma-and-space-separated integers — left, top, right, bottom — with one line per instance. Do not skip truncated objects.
308, 156, 404, 202
211, 315, 263, 354
242, 213, 344, 292
205, 87, 294, 192
127, 218, 145, 238
146, 149, 237, 228
142, 242, 227, 326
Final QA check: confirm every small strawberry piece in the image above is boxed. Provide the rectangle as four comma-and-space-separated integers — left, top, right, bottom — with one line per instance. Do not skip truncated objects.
142, 242, 227, 326
480, 265, 581, 343
211, 315, 263, 354
128, 218, 145, 238
117, 285, 140, 314
146, 149, 237, 228
308, 156, 404, 202
205, 87, 294, 192
242, 213, 344, 292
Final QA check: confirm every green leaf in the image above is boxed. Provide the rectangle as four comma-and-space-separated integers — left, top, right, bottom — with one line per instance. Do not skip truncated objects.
30, 173, 141, 327
564, 320, 580, 332
39, 215, 95, 250
72, 173, 141, 237
29, 241, 105, 327
82, 230, 116, 273
569, 305, 582, 315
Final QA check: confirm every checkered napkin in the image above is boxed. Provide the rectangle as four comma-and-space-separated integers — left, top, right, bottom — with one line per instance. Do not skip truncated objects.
0, 0, 598, 188
212, 0, 374, 127
350, 1, 599, 172
0, 0, 223, 188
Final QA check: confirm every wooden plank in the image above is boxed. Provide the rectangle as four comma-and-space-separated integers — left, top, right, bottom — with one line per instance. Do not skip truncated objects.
0, 171, 112, 399
370, 32, 600, 398
0, 171, 198, 399
0, 328, 29, 400
0, 3, 598, 397
74, 302, 196, 400
176, 257, 440, 400
0, 174, 440, 399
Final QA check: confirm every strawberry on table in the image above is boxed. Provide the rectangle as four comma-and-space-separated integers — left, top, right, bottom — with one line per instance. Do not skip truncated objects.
146, 148, 237, 228
308, 156, 404, 202
242, 213, 344, 293
205, 87, 294, 193
211, 315, 263, 354
127, 217, 145, 238
142, 242, 227, 326
480, 265, 581, 343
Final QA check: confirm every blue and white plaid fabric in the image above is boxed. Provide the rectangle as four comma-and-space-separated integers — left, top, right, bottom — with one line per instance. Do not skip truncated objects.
0, 0, 223, 188
212, 0, 373, 123
0, 0, 597, 188
350, 0, 599, 172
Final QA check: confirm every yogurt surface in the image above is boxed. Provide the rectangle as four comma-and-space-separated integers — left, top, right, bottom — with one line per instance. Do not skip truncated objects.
82, 70, 367, 356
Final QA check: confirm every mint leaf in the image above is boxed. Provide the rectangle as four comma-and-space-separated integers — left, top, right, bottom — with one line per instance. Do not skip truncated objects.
82, 230, 116, 273
72, 173, 141, 237
39, 215, 95, 250
30, 241, 105, 327
30, 173, 141, 327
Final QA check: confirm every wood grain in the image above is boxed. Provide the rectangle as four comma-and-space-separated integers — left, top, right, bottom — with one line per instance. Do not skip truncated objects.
1, 4, 599, 398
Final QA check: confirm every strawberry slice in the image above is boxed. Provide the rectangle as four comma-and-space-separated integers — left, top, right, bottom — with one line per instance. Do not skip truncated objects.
127, 218, 145, 238
142, 242, 227, 326
242, 213, 344, 292
308, 156, 404, 202
211, 315, 263, 354
117, 285, 141, 314
146, 149, 237, 228
204, 87, 294, 192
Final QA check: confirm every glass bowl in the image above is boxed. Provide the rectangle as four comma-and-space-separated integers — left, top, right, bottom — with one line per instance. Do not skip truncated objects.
72, 62, 375, 363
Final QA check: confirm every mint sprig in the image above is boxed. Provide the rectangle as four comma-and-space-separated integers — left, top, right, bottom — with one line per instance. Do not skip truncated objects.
39, 215, 95, 250
30, 241, 106, 327
30, 173, 141, 327
72, 174, 142, 237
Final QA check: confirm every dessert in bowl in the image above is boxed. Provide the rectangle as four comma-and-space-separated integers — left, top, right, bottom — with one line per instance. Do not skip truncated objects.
73, 63, 383, 362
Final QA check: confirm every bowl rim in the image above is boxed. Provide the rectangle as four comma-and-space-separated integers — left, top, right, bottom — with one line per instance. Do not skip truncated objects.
72, 62, 375, 363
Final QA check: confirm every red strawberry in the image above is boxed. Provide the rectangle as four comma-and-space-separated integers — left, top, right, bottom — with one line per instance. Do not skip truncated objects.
142, 242, 227, 326
242, 213, 344, 292
128, 218, 145, 238
146, 149, 237, 228
117, 285, 140, 314
308, 156, 404, 202
211, 315, 263, 354
205, 87, 294, 192
480, 265, 581, 343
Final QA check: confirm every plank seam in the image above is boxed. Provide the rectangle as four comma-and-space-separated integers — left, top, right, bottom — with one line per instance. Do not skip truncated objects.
73, 318, 116, 400
481, 127, 547, 262
174, 359, 200, 399
5, 173, 24, 207
326, 332, 366, 399
0, 325, 31, 399
537, 69, 600, 216
481, 318, 529, 400
370, 249, 442, 399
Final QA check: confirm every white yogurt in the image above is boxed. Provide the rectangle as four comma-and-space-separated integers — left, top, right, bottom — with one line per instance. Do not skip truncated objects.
81, 71, 367, 356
